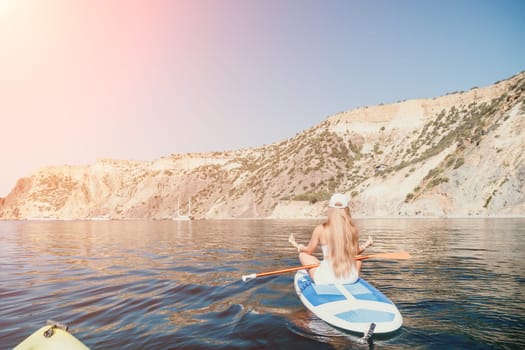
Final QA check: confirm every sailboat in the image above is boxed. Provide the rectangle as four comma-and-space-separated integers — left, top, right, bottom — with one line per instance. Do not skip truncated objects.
173, 197, 192, 221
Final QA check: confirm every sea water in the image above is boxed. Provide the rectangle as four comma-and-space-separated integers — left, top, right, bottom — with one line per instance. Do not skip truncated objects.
1, 218, 524, 349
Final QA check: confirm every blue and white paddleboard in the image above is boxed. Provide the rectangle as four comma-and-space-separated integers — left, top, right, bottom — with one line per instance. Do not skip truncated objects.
294, 270, 403, 334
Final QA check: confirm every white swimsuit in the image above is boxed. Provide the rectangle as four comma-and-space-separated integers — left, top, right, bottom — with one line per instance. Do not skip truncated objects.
313, 245, 358, 285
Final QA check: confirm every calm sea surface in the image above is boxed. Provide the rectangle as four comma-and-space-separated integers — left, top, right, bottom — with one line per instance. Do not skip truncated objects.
1, 218, 524, 349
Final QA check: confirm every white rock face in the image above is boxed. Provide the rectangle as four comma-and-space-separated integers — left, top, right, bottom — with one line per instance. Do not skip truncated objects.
1, 72, 524, 219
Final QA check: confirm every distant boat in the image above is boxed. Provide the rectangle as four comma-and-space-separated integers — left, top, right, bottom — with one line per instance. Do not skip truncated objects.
173, 197, 193, 221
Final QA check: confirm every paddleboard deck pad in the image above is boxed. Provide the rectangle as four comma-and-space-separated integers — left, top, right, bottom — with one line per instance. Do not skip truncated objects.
294, 270, 403, 334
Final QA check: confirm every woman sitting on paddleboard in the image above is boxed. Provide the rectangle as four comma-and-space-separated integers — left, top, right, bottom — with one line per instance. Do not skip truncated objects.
289, 193, 373, 285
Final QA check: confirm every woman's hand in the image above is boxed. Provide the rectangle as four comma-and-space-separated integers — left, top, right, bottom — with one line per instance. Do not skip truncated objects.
365, 236, 373, 248
288, 233, 298, 248
289, 233, 303, 252
360, 236, 373, 253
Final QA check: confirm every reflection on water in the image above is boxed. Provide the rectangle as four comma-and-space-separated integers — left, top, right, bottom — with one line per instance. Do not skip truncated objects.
1, 218, 524, 349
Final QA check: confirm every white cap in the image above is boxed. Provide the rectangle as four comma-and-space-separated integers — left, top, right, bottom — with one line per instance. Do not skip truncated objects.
328, 193, 349, 208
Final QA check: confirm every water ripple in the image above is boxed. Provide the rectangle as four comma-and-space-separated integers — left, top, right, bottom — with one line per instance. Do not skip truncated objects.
1, 219, 524, 349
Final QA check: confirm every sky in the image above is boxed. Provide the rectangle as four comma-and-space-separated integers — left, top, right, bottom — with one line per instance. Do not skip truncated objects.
1, 0, 524, 196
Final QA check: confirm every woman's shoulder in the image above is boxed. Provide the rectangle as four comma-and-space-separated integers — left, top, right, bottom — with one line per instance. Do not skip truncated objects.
314, 222, 327, 232
313, 222, 329, 237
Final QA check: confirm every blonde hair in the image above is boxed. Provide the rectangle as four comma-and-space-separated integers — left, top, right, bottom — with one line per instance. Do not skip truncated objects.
325, 207, 359, 278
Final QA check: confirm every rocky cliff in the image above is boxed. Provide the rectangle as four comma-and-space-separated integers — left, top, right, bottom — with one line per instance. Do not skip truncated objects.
1, 72, 524, 219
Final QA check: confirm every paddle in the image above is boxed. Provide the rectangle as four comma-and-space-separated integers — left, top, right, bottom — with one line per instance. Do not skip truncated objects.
242, 263, 319, 282
241, 251, 411, 282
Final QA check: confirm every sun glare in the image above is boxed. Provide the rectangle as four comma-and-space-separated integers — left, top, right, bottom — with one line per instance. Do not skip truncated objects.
0, 0, 12, 17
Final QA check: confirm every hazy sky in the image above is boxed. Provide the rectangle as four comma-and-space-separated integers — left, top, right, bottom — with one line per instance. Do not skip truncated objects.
1, 0, 524, 196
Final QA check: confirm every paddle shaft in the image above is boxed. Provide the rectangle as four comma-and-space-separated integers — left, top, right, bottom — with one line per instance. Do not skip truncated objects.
241, 251, 410, 282
242, 263, 318, 281
255, 263, 320, 278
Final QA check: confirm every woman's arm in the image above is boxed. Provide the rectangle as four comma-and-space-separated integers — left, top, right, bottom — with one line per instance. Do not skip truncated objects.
289, 225, 322, 254
300, 225, 322, 254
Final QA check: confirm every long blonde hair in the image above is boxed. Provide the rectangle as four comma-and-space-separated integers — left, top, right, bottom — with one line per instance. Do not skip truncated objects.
325, 207, 359, 278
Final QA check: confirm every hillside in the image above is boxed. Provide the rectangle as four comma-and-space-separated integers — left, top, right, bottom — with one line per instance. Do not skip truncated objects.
1, 72, 524, 219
